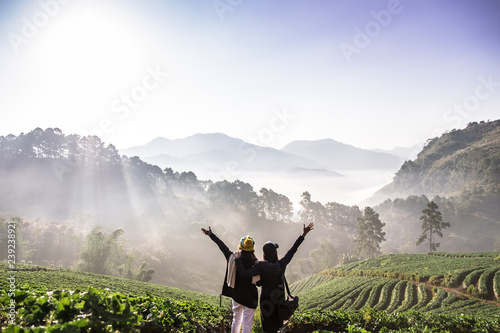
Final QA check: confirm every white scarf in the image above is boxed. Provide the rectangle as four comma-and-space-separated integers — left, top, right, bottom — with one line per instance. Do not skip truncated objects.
227, 253, 237, 288
227, 253, 260, 287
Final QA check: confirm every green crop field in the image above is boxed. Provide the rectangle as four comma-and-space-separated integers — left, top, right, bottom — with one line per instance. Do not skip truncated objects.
291, 253, 500, 316
0, 262, 226, 307
2, 253, 500, 332
0, 262, 232, 332
332, 252, 500, 280
286, 252, 500, 331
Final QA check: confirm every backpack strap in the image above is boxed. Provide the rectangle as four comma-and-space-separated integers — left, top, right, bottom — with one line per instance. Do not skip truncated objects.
281, 267, 292, 298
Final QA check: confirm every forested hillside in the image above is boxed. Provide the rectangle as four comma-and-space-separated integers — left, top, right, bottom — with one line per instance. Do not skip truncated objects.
372, 120, 500, 202
0, 128, 360, 293
1, 124, 500, 295
367, 120, 500, 253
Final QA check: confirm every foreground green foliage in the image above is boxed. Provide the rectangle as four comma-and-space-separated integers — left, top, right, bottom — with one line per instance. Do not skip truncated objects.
0, 286, 228, 332
286, 307, 500, 333
2, 285, 499, 333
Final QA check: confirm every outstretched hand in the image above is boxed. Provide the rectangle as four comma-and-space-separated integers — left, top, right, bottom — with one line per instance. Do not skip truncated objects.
302, 223, 314, 237
201, 226, 212, 236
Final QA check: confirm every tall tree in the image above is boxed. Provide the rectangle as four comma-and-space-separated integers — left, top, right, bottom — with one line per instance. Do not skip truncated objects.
258, 188, 293, 222
299, 191, 325, 225
207, 179, 258, 213
325, 202, 362, 235
179, 171, 198, 195
354, 207, 386, 259
416, 201, 450, 252
77, 227, 125, 275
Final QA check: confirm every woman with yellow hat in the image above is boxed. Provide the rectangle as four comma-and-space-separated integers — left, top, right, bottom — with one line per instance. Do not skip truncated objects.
201, 227, 258, 333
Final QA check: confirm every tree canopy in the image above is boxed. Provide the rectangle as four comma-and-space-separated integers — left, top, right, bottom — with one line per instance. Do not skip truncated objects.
354, 207, 386, 259
417, 201, 450, 252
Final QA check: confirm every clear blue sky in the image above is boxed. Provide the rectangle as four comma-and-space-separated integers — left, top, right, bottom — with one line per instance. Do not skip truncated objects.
1, 0, 499, 150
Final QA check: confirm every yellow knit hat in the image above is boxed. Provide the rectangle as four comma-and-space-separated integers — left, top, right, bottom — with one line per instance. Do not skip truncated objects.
239, 235, 255, 252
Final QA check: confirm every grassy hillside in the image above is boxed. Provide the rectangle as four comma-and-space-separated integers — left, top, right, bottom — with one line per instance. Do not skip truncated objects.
0, 262, 227, 307
292, 252, 500, 319
2, 254, 500, 332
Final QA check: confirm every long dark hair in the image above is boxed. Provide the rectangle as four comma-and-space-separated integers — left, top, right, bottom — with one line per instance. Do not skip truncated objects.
241, 251, 258, 268
263, 249, 278, 263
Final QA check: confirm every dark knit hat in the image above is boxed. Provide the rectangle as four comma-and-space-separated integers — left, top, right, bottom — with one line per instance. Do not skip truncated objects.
263, 241, 279, 254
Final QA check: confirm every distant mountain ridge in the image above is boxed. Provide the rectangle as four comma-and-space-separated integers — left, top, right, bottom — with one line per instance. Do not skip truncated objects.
368, 120, 500, 203
120, 133, 405, 203
121, 133, 326, 177
121, 133, 244, 158
282, 138, 404, 170
372, 142, 424, 159
120, 133, 404, 174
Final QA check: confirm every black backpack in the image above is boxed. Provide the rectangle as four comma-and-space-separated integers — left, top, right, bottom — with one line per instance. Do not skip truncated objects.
278, 268, 299, 321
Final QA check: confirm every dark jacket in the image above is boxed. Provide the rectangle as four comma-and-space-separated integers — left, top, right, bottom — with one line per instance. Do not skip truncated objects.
209, 233, 258, 309
235, 235, 304, 332
235, 235, 304, 299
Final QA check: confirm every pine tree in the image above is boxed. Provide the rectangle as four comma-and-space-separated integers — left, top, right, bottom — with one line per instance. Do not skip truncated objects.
416, 201, 450, 252
354, 207, 386, 259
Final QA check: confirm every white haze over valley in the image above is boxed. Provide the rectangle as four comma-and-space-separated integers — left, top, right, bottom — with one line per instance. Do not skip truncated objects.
120, 133, 417, 207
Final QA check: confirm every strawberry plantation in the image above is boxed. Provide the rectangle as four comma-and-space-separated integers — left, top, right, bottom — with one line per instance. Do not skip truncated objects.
2, 253, 500, 332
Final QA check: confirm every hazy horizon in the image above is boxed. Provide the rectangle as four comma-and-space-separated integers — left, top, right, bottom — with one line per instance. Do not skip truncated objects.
116, 130, 425, 152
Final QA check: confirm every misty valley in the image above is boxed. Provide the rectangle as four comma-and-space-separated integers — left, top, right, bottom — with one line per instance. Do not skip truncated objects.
1, 120, 500, 332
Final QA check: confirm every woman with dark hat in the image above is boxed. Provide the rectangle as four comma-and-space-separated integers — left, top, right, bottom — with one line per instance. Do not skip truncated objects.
234, 223, 315, 333
201, 227, 259, 333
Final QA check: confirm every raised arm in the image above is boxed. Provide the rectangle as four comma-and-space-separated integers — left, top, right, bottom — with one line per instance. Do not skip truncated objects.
201, 226, 232, 260
280, 223, 315, 266
302, 222, 314, 237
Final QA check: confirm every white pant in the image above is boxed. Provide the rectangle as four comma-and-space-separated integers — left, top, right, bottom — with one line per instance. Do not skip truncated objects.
231, 300, 256, 333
